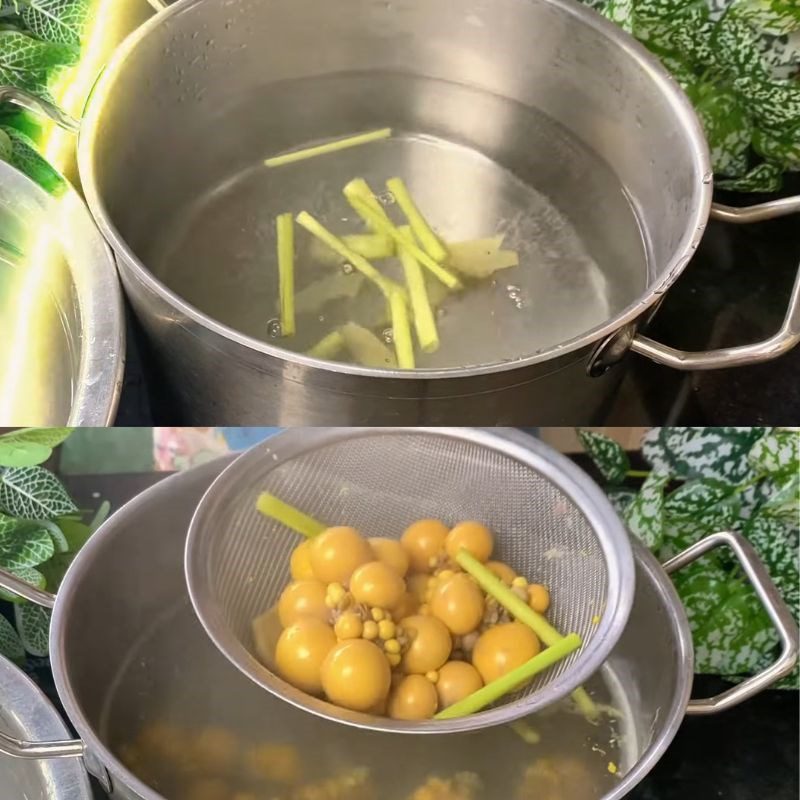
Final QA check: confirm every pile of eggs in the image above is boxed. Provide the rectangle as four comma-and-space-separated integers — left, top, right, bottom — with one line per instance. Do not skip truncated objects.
252, 520, 551, 721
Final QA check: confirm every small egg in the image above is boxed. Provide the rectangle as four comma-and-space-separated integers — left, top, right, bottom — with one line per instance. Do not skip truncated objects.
527, 584, 551, 614
310, 526, 373, 585
277, 580, 329, 628
401, 614, 452, 674
369, 537, 410, 577
472, 622, 540, 684
321, 639, 391, 712
334, 612, 364, 640
446, 521, 494, 563
388, 674, 438, 720
429, 573, 485, 635
350, 561, 406, 609
486, 561, 516, 585
275, 618, 337, 694
401, 520, 449, 573
290, 540, 315, 580
436, 661, 484, 708
407, 574, 431, 602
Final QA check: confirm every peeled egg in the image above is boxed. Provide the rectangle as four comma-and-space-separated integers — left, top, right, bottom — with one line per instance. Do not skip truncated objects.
486, 561, 516, 585
321, 639, 391, 712
388, 674, 439, 720
350, 561, 406, 610
401, 519, 449, 573
309, 526, 373, 585
429, 573, 484, 635
275, 618, 337, 694
401, 614, 452, 674
277, 580, 329, 628
289, 541, 315, 581
369, 537, 410, 577
436, 660, 484, 709
472, 622, 540, 684
445, 521, 494, 563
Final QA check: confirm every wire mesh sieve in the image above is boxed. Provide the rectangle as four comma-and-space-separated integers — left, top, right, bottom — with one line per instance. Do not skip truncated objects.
185, 428, 635, 733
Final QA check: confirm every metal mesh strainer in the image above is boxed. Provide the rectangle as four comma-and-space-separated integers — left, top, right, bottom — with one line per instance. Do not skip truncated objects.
185, 428, 635, 733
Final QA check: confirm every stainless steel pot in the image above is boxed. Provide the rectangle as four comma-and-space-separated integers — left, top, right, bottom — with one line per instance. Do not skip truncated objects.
0, 454, 796, 800
0, 656, 93, 800
0, 151, 124, 425
5, 0, 800, 424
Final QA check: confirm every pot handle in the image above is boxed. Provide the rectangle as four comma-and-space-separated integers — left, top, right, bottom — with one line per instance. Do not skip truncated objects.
662, 530, 799, 716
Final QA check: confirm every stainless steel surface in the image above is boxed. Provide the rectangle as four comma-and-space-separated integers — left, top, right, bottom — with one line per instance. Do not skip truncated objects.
0, 458, 794, 800
0, 657, 91, 798
76, 0, 714, 423
663, 531, 799, 714
710, 196, 800, 224
185, 428, 635, 733
0, 153, 124, 426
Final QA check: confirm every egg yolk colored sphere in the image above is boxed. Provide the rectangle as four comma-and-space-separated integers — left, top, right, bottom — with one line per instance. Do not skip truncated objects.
445, 521, 494, 563
401, 519, 449, 573
369, 537, 410, 577
429, 573, 485, 635
436, 661, 484, 708
388, 674, 439, 720
321, 639, 391, 712
527, 583, 551, 613
392, 591, 419, 620
277, 580, 329, 628
310, 526, 373, 585
486, 561, 516, 585
472, 622, 541, 683
401, 614, 452, 674
275, 618, 337, 694
349, 561, 406, 610
407, 573, 431, 602
289, 541, 315, 581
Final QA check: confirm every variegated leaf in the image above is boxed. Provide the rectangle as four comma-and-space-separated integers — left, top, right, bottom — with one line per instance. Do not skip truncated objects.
0, 564, 44, 603
14, 602, 50, 657
0, 613, 24, 663
0, 521, 54, 568
748, 428, 800, 475
0, 466, 77, 519
624, 471, 670, 549
577, 429, 631, 484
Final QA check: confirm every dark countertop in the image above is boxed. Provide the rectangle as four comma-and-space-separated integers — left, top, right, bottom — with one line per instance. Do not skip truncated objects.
7, 469, 798, 800
114, 178, 800, 426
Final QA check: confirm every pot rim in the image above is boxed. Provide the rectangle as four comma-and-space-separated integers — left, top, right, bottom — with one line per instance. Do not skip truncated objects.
0, 161, 124, 425
77, 0, 712, 382
48, 458, 693, 800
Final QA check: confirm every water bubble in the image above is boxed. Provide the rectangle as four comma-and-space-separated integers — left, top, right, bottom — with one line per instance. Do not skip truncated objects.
436, 307, 447, 319
267, 318, 282, 338
382, 327, 394, 344
341, 262, 355, 274
318, 315, 326, 323
377, 190, 396, 206
702, 171, 713, 184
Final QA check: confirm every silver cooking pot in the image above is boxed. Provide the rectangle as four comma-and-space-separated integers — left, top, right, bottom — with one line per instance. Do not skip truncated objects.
4, 0, 800, 424
0, 656, 92, 800
0, 456, 796, 800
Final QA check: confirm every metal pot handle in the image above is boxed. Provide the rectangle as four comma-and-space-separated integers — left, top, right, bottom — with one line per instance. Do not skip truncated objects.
662, 530, 799, 715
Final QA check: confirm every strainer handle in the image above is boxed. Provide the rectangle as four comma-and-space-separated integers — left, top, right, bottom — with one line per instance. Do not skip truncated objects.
662, 530, 799, 715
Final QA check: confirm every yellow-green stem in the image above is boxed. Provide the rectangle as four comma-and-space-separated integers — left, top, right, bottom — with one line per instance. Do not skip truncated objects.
399, 227, 439, 353
264, 128, 391, 167
389, 291, 415, 368
256, 492, 327, 538
276, 213, 295, 336
386, 177, 448, 262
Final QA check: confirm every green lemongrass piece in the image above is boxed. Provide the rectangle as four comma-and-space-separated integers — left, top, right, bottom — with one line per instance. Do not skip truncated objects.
265, 128, 391, 168
399, 226, 439, 353
456, 550, 564, 644
341, 322, 397, 368
348, 197, 461, 290
435, 634, 582, 719
256, 492, 326, 539
386, 177, 448, 262
295, 212, 407, 301
343, 178, 393, 228
448, 236, 519, 279
509, 720, 541, 744
389, 290, 415, 369
307, 330, 346, 360
310, 233, 395, 265
457, 549, 599, 719
276, 213, 295, 336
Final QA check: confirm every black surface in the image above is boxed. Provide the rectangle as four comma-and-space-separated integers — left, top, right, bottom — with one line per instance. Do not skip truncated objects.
114, 179, 800, 425
7, 469, 798, 800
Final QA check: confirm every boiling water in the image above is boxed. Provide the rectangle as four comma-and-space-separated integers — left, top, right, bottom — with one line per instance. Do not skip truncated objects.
150, 72, 648, 368
103, 600, 629, 800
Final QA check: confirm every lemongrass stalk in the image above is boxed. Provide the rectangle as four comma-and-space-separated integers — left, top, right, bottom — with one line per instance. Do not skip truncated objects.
457, 549, 598, 719
389, 291, 415, 369
276, 213, 295, 336
307, 330, 346, 360
295, 212, 407, 301
399, 226, 439, 353
310, 233, 395, 265
386, 177, 448, 262
256, 492, 327, 538
343, 178, 393, 228
347, 197, 461, 290
264, 128, 391, 167
434, 634, 582, 719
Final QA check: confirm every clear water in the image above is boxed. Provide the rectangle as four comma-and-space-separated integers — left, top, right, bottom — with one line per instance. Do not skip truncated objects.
150, 72, 648, 369
104, 600, 628, 800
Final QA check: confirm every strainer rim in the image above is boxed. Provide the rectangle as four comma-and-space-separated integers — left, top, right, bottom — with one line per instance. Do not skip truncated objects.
185, 427, 635, 734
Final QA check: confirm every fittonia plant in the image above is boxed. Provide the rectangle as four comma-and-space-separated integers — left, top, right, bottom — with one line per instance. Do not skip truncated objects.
0, 0, 797, 192
578, 427, 799, 689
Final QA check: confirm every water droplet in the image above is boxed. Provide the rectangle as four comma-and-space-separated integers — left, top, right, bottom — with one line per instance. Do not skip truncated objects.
702, 171, 713, 184
341, 262, 354, 274
436, 307, 447, 319
206, 38, 215, 46
377, 190, 396, 206
318, 315, 326, 323
267, 318, 282, 338
382, 327, 394, 344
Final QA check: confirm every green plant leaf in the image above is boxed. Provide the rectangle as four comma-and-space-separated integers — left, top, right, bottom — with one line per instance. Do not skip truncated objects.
0, 29, 77, 100
0, 612, 24, 663
0, 441, 52, 467
0, 465, 77, 519
664, 478, 738, 519
0, 126, 11, 161
55, 516, 91, 550
606, 488, 638, 517
0, 427, 72, 448
0, 564, 44, 602
0, 519, 54, 568
37, 518, 68, 552
19, 0, 89, 48
577, 429, 631, 484
748, 428, 800, 476
624, 471, 670, 549
760, 473, 800, 520
88, 499, 110, 533
744, 511, 800, 580
694, 85, 753, 176
0, 125, 66, 195
14, 602, 49, 656
715, 160, 784, 192
36, 550, 72, 593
